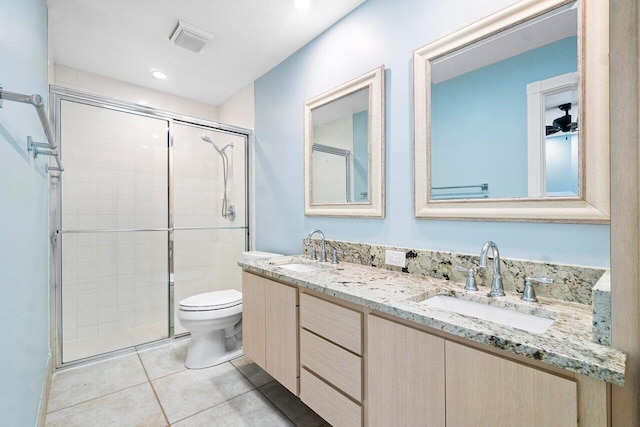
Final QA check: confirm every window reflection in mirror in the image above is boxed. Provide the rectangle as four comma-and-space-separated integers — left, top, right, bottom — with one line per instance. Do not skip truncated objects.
429, 2, 578, 201
310, 87, 369, 204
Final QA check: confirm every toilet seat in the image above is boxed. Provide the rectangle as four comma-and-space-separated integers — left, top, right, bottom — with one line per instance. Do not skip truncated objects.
179, 289, 242, 311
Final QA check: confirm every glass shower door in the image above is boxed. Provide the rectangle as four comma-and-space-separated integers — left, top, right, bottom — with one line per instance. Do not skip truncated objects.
172, 123, 248, 335
58, 100, 170, 363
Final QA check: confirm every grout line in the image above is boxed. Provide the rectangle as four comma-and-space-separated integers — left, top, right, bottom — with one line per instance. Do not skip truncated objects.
46, 354, 151, 414
230, 358, 323, 427
167, 359, 291, 426
49, 350, 296, 426
137, 352, 171, 427
136, 340, 189, 382
169, 388, 257, 425
46, 380, 149, 415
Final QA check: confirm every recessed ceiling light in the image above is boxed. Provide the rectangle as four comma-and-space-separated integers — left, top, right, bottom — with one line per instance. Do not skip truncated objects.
294, 0, 311, 10
152, 70, 168, 80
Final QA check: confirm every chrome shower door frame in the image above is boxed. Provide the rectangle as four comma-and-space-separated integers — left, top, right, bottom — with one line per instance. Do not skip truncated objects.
49, 86, 252, 369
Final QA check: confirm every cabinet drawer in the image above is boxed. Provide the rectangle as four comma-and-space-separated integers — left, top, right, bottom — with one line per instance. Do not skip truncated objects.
299, 292, 362, 355
300, 368, 362, 427
300, 329, 362, 401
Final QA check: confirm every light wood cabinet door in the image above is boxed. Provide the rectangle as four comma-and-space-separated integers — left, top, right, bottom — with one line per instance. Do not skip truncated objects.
241, 271, 266, 369
265, 279, 298, 394
242, 271, 298, 394
367, 315, 446, 427
445, 341, 578, 427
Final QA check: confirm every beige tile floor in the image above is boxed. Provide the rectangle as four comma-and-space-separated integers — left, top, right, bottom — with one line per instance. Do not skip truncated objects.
45, 340, 328, 427
63, 321, 167, 363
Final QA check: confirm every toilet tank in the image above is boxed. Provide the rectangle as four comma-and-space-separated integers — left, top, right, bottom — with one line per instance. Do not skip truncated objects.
242, 251, 283, 261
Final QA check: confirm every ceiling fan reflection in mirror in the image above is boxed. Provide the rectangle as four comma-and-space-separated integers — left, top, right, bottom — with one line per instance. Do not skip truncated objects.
545, 103, 578, 136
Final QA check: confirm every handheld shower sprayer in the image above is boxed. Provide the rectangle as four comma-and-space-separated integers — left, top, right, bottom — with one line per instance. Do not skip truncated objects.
200, 133, 235, 221
201, 134, 233, 154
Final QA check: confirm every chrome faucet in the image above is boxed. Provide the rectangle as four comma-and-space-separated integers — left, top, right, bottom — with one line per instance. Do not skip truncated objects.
305, 229, 327, 262
479, 241, 505, 297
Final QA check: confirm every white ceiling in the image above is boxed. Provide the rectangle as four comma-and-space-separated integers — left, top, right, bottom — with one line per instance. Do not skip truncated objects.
46, 0, 366, 106
431, 2, 577, 83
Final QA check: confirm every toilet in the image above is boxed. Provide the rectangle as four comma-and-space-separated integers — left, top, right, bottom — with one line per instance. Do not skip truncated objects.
177, 250, 283, 369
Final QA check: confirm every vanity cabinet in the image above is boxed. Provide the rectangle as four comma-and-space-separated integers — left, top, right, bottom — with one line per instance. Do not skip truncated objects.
445, 341, 577, 427
299, 292, 364, 427
367, 315, 445, 427
241, 270, 607, 427
241, 272, 298, 394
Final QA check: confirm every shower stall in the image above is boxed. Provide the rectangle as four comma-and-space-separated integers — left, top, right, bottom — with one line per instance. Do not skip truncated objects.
49, 87, 251, 367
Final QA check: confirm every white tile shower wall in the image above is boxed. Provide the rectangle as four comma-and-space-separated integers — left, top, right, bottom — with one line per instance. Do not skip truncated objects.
61, 101, 168, 231
172, 125, 247, 228
60, 99, 170, 362
61, 232, 168, 362
54, 65, 219, 121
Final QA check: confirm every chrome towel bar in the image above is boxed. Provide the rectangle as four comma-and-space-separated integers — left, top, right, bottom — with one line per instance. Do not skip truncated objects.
432, 183, 489, 191
0, 84, 64, 172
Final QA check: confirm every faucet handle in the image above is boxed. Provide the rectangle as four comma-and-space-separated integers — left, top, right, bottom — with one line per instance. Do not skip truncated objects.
309, 247, 317, 261
331, 249, 344, 265
455, 265, 478, 292
521, 277, 553, 302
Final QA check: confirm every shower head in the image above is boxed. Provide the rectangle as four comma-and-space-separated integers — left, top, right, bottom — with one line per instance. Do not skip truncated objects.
201, 134, 223, 155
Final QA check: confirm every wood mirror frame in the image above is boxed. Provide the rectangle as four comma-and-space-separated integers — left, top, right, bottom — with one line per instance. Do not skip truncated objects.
413, 0, 609, 223
304, 66, 385, 217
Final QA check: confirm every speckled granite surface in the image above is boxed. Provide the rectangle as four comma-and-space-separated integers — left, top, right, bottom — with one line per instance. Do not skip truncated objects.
239, 255, 625, 386
303, 239, 606, 305
592, 271, 611, 346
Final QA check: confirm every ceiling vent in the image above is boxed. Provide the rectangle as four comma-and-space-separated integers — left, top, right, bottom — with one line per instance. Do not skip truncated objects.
169, 20, 214, 53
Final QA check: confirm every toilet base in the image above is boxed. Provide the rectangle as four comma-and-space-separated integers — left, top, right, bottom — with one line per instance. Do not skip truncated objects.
184, 347, 244, 369
184, 328, 244, 369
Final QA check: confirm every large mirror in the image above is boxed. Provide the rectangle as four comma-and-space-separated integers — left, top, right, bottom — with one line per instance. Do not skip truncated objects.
304, 66, 385, 217
413, 0, 609, 222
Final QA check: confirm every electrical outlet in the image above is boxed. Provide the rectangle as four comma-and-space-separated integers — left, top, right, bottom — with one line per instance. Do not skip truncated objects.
385, 250, 406, 267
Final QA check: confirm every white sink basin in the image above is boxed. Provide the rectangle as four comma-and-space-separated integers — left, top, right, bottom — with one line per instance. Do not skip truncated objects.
278, 263, 322, 273
419, 295, 554, 334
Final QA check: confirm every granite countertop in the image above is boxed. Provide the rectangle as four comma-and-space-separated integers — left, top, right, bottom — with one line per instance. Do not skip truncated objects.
239, 255, 626, 386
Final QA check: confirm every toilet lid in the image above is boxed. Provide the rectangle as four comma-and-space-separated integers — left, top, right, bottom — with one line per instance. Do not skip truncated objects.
179, 289, 242, 311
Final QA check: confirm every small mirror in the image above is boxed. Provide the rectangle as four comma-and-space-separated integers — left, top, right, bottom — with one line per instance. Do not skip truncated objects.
311, 87, 370, 204
413, 0, 609, 222
304, 66, 385, 217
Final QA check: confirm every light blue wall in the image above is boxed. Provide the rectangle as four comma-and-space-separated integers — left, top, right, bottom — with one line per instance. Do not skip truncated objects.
431, 37, 577, 198
254, 0, 610, 267
0, 0, 51, 424
546, 133, 579, 194
352, 110, 368, 202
